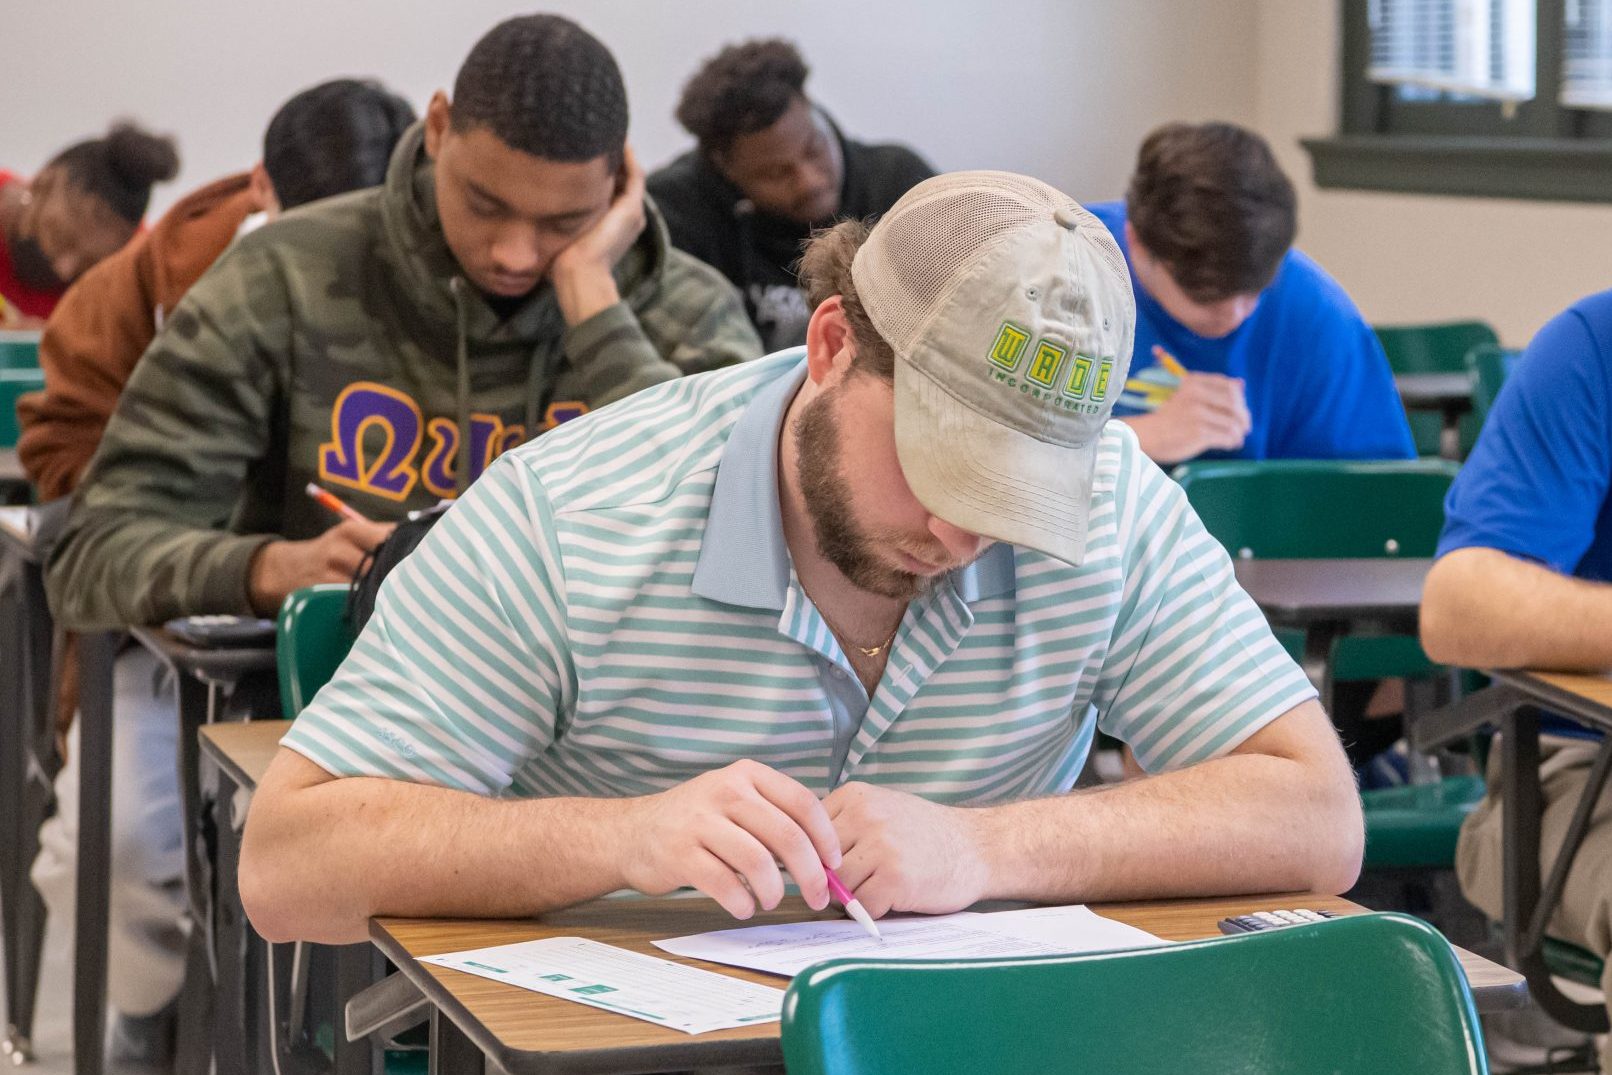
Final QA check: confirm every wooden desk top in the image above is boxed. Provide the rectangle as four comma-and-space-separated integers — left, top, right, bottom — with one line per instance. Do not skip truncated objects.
373, 893, 1525, 1074
1491, 669, 1612, 736
199, 720, 289, 793
1233, 558, 1431, 626
1394, 372, 1474, 408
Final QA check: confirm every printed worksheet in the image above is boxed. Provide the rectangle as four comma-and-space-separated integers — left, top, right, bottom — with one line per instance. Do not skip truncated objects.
422, 936, 785, 1035
653, 904, 1163, 978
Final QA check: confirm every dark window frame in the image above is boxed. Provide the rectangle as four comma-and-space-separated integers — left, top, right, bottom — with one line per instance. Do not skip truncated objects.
1304, 0, 1612, 202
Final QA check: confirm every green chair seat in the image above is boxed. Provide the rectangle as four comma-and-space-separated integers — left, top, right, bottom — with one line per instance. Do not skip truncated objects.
276, 583, 357, 719
1274, 630, 1439, 681
1543, 936, 1606, 988
1360, 775, 1486, 869
780, 912, 1488, 1075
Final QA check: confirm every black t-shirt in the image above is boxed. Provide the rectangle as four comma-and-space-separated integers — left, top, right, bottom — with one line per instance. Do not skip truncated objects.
647, 114, 934, 352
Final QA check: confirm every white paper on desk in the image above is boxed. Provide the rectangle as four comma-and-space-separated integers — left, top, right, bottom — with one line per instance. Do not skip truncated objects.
421, 936, 785, 1035
652, 904, 1164, 979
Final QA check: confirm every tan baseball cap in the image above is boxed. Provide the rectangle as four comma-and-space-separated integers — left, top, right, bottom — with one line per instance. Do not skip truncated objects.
851, 171, 1136, 566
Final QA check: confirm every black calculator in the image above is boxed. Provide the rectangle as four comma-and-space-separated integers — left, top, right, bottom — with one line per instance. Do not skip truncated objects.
1218, 908, 1341, 934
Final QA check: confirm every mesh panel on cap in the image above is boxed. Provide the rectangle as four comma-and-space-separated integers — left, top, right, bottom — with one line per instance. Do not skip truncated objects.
856, 171, 1124, 353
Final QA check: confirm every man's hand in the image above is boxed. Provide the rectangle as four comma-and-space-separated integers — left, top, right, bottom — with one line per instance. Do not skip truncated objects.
550, 146, 648, 327
1125, 360, 1252, 465
616, 759, 841, 920
247, 517, 396, 615
825, 782, 991, 918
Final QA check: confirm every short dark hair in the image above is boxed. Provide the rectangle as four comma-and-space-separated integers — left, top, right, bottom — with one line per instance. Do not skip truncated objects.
1125, 122, 1297, 303
797, 219, 897, 380
450, 14, 627, 166
263, 79, 415, 210
676, 38, 809, 156
47, 121, 179, 223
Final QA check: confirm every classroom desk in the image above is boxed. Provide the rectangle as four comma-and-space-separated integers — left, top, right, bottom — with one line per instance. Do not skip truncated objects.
199, 720, 375, 1075
372, 892, 1526, 1075
0, 505, 53, 1063
1417, 670, 1612, 1033
1232, 557, 1431, 715
131, 626, 277, 1075
1394, 372, 1473, 460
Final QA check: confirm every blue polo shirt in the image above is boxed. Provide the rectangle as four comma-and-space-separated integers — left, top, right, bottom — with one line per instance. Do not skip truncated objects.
1087, 201, 1414, 462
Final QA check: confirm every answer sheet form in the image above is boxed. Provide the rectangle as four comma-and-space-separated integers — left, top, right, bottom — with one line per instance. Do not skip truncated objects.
422, 936, 785, 1034
653, 904, 1165, 978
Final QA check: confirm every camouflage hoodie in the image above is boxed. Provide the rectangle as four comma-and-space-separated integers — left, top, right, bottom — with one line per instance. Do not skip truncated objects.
48, 122, 761, 630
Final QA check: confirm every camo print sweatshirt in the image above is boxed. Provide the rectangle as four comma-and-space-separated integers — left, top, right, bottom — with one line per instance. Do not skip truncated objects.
47, 123, 762, 630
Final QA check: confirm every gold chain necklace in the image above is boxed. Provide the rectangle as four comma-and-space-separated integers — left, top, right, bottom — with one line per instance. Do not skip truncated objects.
816, 605, 900, 659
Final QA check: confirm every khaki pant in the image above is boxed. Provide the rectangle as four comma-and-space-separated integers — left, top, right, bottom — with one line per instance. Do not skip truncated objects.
1457, 736, 1612, 1069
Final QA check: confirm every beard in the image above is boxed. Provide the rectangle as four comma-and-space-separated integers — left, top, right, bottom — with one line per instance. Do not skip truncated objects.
794, 383, 934, 602
9, 231, 66, 292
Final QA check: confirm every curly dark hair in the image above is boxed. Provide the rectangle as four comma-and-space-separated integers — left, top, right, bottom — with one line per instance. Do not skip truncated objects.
47, 121, 179, 223
1125, 122, 1296, 303
264, 78, 416, 211
675, 38, 809, 155
451, 14, 627, 166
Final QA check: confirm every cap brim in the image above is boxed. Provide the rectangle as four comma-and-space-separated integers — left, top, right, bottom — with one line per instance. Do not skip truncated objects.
895, 361, 1097, 566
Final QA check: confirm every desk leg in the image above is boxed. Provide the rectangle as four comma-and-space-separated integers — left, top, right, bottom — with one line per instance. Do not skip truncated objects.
332, 945, 378, 1075
1, 552, 54, 1063
174, 676, 216, 1075
1439, 406, 1463, 461
74, 632, 118, 1075
430, 1008, 486, 1075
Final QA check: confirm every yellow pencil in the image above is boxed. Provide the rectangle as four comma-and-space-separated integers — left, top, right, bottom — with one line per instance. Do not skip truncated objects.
1154, 347, 1188, 380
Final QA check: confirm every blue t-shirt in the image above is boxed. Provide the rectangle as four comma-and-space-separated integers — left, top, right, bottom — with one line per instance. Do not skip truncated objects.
1438, 290, 1612, 741
1088, 201, 1414, 462
1439, 289, 1612, 581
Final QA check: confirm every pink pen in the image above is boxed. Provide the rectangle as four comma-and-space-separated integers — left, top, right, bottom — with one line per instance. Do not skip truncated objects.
824, 866, 883, 942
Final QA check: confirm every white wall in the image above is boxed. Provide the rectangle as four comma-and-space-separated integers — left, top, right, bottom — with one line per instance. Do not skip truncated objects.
7, 0, 1258, 217
1254, 0, 1612, 346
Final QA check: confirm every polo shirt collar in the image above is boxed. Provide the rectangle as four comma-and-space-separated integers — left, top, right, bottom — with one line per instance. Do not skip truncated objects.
691, 352, 1017, 610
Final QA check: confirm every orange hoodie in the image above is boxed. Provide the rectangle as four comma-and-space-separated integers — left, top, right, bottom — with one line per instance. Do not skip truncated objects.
18, 172, 257, 500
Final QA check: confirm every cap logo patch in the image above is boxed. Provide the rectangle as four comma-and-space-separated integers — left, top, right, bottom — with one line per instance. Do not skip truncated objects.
984, 320, 1113, 415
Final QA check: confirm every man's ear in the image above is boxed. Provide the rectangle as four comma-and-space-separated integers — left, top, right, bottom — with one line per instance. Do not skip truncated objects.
804, 295, 856, 385
424, 91, 452, 160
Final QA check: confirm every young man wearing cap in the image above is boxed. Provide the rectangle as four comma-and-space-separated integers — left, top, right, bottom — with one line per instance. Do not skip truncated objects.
239, 173, 1361, 941
1090, 122, 1413, 466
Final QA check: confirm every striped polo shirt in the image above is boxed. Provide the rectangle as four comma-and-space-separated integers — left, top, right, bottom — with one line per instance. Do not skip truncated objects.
283, 349, 1316, 802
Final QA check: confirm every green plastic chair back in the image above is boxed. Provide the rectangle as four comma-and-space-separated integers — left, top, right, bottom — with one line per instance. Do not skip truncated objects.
1172, 459, 1457, 681
1360, 774, 1487, 867
1463, 343, 1520, 429
0, 368, 46, 448
0, 330, 41, 370
780, 912, 1488, 1075
1376, 321, 1498, 457
276, 584, 356, 718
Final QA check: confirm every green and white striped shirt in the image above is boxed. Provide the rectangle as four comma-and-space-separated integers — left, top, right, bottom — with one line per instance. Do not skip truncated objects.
283, 350, 1315, 802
